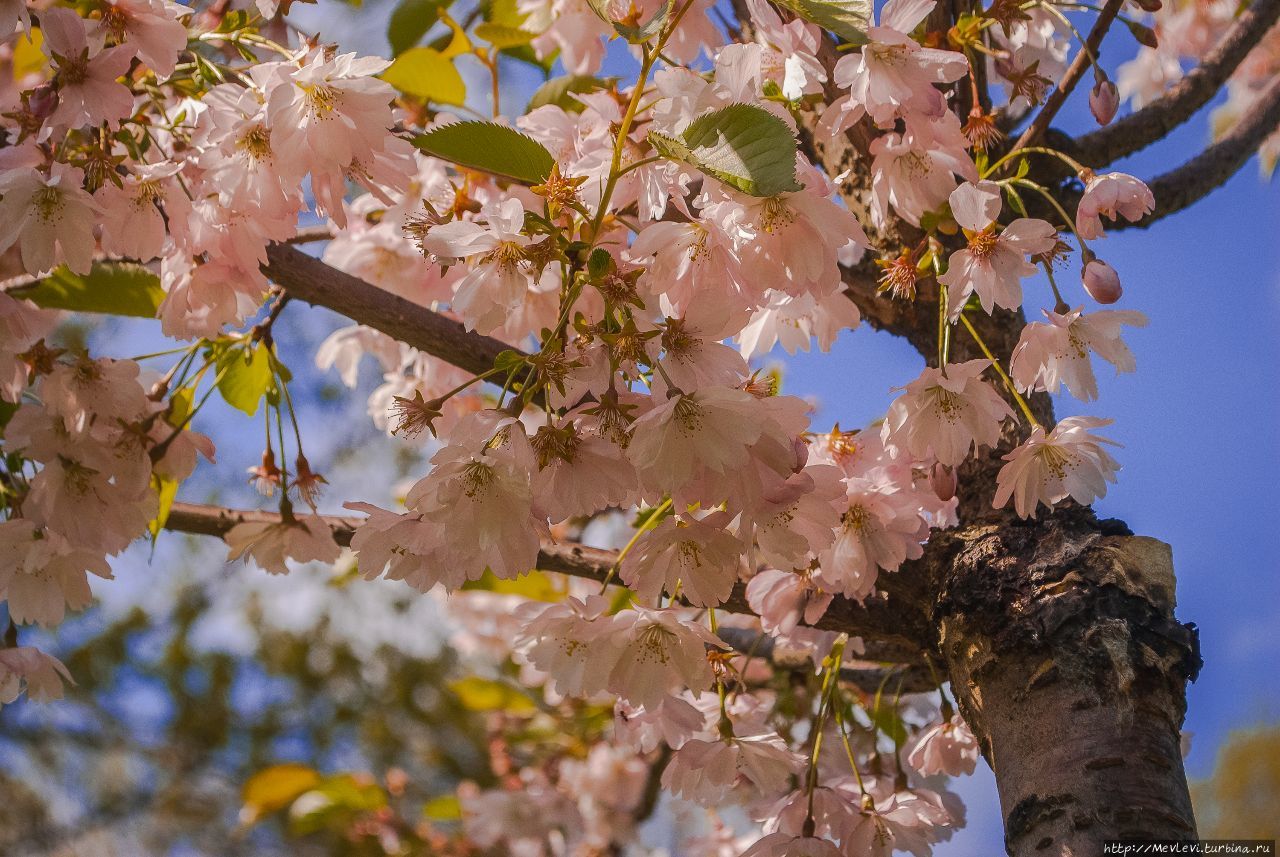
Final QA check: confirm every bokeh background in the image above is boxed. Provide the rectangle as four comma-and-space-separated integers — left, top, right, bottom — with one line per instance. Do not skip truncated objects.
2, 0, 1278, 853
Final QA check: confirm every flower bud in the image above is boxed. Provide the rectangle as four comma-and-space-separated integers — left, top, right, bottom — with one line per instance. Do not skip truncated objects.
27, 84, 58, 119
1089, 79, 1119, 126
929, 462, 957, 502
1082, 259, 1123, 304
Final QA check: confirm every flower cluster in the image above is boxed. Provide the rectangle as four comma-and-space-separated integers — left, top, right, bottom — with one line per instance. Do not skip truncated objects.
0, 0, 1168, 849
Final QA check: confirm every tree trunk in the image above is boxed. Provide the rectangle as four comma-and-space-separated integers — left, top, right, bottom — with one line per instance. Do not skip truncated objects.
930, 508, 1202, 855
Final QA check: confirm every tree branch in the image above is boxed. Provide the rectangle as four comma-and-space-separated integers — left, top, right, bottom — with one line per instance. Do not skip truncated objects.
1102, 72, 1280, 227
1074, 0, 1280, 167
1011, 0, 1125, 152
262, 244, 522, 378
162, 502, 932, 664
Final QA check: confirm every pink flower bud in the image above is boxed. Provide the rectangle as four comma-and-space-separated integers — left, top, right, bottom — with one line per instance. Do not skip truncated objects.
27, 84, 57, 119
929, 462, 957, 502
1090, 79, 1119, 126
1082, 259, 1123, 304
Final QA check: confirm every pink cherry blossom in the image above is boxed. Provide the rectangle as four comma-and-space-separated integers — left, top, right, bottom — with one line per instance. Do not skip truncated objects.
0, 163, 101, 275
1076, 171, 1155, 238
825, 0, 969, 131
621, 513, 744, 608
94, 0, 189, 78
605, 607, 725, 708
1011, 307, 1149, 401
0, 646, 74, 710
882, 359, 1014, 467
0, 519, 113, 627
662, 732, 803, 806
514, 595, 625, 698
817, 481, 929, 600
869, 113, 977, 227
746, 568, 834, 636
225, 514, 342, 575
937, 180, 1058, 315
97, 162, 191, 261
906, 714, 980, 776
40, 7, 136, 130
993, 416, 1122, 517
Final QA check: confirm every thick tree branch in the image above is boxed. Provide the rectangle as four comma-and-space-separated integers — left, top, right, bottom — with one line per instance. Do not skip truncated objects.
1085, 73, 1280, 228
162, 501, 931, 665
1074, 0, 1280, 167
1011, 0, 1125, 152
262, 244, 521, 377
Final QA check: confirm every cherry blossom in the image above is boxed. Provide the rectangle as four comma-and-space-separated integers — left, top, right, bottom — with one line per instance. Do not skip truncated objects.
0, 163, 101, 275
0, 646, 74, 710
225, 514, 342, 575
1011, 307, 1148, 401
883, 360, 1013, 466
1076, 171, 1156, 238
994, 416, 1122, 517
937, 180, 1058, 316
620, 513, 744, 607
40, 7, 137, 130
907, 714, 981, 776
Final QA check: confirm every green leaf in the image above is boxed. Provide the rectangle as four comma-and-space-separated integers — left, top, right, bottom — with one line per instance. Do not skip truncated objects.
413, 122, 555, 184
449, 676, 537, 713
214, 342, 273, 417
473, 22, 537, 48
287, 775, 387, 836
241, 764, 322, 824
649, 104, 801, 197
772, 0, 871, 44
460, 569, 563, 602
387, 0, 453, 56
12, 261, 164, 318
382, 47, 466, 105
528, 74, 614, 113
422, 794, 462, 821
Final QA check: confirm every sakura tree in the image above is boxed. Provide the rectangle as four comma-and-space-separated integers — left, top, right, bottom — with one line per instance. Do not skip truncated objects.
1, 0, 1274, 852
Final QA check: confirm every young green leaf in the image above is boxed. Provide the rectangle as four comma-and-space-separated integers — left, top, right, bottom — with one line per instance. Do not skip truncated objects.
528, 74, 615, 113
412, 121, 556, 184
649, 104, 801, 197
386, 0, 453, 56
382, 47, 466, 105
214, 342, 274, 417
473, 22, 537, 48
9, 261, 166, 318
772, 0, 871, 45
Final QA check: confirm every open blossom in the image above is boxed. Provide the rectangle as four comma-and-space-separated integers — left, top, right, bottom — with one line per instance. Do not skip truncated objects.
736, 289, 860, 360
746, 569, 834, 635
94, 0, 189, 78
40, 7, 137, 130
1011, 307, 1149, 401
1076, 172, 1155, 238
605, 607, 725, 708
620, 513, 744, 608
97, 162, 191, 261
531, 420, 637, 521
906, 714, 980, 776
719, 0, 826, 101
662, 733, 803, 806
419, 198, 536, 332
266, 48, 397, 182
742, 834, 843, 857
994, 416, 1122, 517
823, 0, 969, 132
225, 514, 342, 574
402, 412, 546, 582
0, 291, 57, 401
0, 647, 74, 710
937, 181, 1058, 315
817, 482, 929, 600
882, 360, 1013, 467
0, 163, 101, 275
615, 695, 708, 753
627, 386, 765, 495
514, 595, 624, 698
869, 113, 977, 227
0, 519, 113, 627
